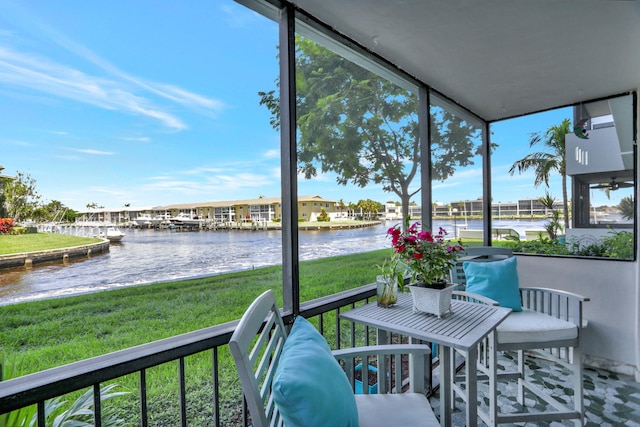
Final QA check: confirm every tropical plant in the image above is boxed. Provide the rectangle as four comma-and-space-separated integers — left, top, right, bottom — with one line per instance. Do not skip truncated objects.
356, 199, 382, 220
601, 230, 634, 259
29, 384, 128, 427
375, 254, 405, 292
502, 238, 572, 256
0, 386, 128, 427
375, 254, 404, 307
0, 356, 128, 427
618, 195, 634, 221
387, 218, 463, 285
509, 118, 572, 230
538, 192, 563, 241
317, 207, 330, 222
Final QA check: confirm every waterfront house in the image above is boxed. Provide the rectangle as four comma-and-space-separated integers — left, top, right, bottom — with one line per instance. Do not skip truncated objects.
158, 195, 336, 222
1, 1, 639, 425
75, 195, 337, 225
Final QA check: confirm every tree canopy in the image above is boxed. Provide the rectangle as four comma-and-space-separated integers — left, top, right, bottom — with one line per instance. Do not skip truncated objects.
1, 171, 40, 223
1, 172, 77, 223
259, 36, 480, 221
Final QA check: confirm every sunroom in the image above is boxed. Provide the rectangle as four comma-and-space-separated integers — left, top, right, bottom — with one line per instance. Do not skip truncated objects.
1, 0, 638, 426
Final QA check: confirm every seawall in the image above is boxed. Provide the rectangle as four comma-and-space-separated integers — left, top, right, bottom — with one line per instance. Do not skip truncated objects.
0, 240, 110, 269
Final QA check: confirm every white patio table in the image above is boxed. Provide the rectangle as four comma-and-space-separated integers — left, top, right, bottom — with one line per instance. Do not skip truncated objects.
341, 293, 511, 427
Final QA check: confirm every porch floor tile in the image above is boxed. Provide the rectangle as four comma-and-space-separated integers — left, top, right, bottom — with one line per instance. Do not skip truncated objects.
428, 353, 640, 426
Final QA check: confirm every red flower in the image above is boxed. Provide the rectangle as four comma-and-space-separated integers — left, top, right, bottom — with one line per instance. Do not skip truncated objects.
386, 220, 463, 284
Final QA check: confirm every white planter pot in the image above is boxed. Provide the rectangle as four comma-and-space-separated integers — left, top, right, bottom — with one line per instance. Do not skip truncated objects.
408, 283, 455, 318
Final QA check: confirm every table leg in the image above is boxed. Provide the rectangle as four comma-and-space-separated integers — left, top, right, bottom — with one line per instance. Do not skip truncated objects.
487, 331, 498, 426
466, 346, 478, 427
440, 346, 452, 427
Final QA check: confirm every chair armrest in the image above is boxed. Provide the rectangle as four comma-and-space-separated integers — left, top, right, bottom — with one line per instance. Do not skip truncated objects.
519, 287, 590, 328
452, 290, 499, 306
332, 344, 431, 394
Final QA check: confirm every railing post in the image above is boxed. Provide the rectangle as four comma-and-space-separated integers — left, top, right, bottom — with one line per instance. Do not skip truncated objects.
93, 384, 102, 427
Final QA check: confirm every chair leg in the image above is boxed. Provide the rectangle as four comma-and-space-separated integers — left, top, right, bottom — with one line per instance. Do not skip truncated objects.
516, 349, 525, 405
572, 346, 584, 426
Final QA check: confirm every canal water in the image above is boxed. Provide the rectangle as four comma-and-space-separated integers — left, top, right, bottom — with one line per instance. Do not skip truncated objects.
0, 219, 547, 305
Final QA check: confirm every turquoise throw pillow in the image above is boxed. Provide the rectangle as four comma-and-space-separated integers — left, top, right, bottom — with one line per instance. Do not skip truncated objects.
464, 256, 522, 311
272, 316, 359, 427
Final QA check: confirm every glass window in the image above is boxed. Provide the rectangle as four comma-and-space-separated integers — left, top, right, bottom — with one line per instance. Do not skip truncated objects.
491, 93, 635, 259
429, 93, 484, 244
275, 28, 421, 301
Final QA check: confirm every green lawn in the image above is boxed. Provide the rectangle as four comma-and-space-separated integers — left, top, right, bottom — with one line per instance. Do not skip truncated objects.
0, 249, 392, 426
0, 233, 101, 255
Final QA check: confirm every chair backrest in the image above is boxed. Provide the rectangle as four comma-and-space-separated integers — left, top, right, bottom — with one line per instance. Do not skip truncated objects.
229, 290, 287, 427
450, 246, 513, 286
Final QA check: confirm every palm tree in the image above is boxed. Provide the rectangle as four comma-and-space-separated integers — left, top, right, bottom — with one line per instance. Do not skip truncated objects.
618, 195, 634, 221
538, 192, 562, 241
509, 118, 571, 230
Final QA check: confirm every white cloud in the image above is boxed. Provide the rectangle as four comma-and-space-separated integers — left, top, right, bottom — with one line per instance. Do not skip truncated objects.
220, 3, 265, 29
74, 149, 115, 156
0, 16, 227, 131
120, 136, 150, 142
3, 138, 33, 146
52, 154, 83, 161
138, 169, 278, 201
264, 148, 279, 159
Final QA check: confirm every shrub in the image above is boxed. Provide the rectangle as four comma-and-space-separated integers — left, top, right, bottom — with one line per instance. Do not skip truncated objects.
504, 229, 634, 259
503, 239, 571, 256
0, 218, 14, 234
10, 226, 27, 235
317, 208, 331, 222
601, 230, 634, 259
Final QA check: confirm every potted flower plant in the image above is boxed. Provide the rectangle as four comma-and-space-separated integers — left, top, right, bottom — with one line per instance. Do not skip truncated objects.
387, 218, 464, 316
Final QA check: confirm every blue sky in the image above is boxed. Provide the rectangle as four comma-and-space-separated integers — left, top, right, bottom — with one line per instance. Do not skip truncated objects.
1, 1, 627, 211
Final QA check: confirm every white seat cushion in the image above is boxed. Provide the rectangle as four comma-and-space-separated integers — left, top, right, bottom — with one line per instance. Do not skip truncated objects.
497, 309, 578, 344
355, 393, 439, 426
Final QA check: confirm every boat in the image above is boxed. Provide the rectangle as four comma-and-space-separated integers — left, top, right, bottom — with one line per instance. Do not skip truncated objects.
133, 213, 164, 227
99, 227, 126, 243
169, 213, 205, 227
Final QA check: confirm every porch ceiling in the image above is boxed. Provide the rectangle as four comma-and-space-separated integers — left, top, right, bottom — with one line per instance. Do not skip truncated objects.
291, 0, 640, 122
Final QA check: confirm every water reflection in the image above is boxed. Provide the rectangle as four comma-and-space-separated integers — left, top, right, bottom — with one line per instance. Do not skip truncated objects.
0, 224, 391, 305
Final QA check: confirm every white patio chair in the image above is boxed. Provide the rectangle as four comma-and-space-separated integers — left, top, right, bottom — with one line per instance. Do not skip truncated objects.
450, 246, 589, 426
229, 290, 439, 427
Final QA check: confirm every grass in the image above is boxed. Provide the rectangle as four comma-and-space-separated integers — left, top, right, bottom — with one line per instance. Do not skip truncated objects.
0, 248, 392, 426
0, 234, 101, 255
